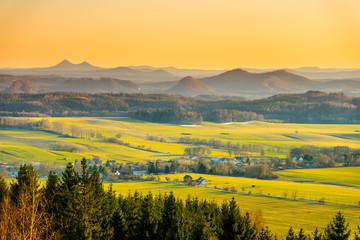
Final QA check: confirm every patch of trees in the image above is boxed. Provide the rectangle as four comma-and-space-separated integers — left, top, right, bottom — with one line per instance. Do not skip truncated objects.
204, 109, 264, 123
184, 146, 212, 156
179, 137, 273, 157
240, 164, 278, 180
133, 108, 202, 124
290, 145, 360, 167
145, 134, 167, 142
49, 142, 88, 153
0, 163, 359, 239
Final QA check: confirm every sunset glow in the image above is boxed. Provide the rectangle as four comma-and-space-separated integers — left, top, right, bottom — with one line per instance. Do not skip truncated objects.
1, 0, 359, 69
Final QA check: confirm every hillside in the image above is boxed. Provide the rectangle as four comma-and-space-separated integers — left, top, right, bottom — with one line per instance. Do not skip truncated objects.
0, 74, 140, 93
5, 79, 43, 93
47, 77, 140, 93
166, 76, 214, 96
200, 69, 315, 92
0, 91, 358, 123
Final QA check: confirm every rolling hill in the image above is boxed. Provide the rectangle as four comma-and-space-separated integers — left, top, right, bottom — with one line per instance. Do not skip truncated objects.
0, 74, 140, 93
5, 79, 43, 93
200, 69, 315, 92
166, 76, 215, 96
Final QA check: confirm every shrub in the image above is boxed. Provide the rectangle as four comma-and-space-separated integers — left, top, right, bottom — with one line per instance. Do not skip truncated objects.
50, 142, 88, 153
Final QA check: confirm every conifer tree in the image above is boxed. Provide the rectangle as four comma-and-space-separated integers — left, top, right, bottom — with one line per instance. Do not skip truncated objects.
258, 226, 274, 240
324, 211, 351, 240
43, 171, 59, 213
354, 226, 360, 240
100, 184, 117, 240
138, 192, 159, 240
297, 228, 306, 240
10, 164, 39, 203
312, 228, 323, 240
160, 192, 182, 240
287, 227, 296, 240
219, 198, 241, 240
112, 206, 127, 240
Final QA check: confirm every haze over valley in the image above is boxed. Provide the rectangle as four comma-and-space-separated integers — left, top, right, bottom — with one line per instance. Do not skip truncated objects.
1, 59, 360, 98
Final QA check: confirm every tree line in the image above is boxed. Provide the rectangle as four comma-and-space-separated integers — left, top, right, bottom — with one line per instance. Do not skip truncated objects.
1, 91, 359, 123
0, 161, 359, 239
133, 108, 203, 125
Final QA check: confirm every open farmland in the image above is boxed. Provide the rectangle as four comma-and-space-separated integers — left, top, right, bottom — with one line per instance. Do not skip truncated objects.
1, 117, 360, 237
276, 167, 360, 188
1, 117, 360, 165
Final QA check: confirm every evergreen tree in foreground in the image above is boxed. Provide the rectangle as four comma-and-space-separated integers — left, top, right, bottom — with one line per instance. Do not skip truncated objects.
324, 211, 351, 240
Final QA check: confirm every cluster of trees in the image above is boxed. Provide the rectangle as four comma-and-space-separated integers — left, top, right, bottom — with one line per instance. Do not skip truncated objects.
2, 91, 358, 124
133, 108, 203, 125
184, 147, 212, 156
0, 117, 50, 130
145, 134, 167, 143
179, 137, 274, 157
204, 109, 264, 123
0, 162, 359, 239
172, 158, 278, 180
290, 145, 360, 167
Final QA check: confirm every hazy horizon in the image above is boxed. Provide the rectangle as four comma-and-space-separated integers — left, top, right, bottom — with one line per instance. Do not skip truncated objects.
1, 0, 359, 69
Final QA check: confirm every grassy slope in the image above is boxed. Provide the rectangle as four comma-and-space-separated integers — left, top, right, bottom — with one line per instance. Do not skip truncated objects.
1, 116, 360, 165
107, 181, 360, 238
276, 167, 360, 188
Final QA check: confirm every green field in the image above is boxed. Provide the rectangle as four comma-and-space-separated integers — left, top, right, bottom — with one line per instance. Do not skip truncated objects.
1, 117, 360, 165
1, 117, 360, 237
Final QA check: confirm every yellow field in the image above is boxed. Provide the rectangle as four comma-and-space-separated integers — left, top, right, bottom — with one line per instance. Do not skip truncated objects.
107, 180, 360, 237
276, 167, 360, 188
156, 173, 360, 205
1, 117, 360, 165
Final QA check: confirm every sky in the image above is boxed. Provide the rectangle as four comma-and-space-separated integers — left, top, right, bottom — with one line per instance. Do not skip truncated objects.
0, 0, 360, 69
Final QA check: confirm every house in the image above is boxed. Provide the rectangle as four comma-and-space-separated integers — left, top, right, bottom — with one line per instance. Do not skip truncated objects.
9, 171, 18, 177
195, 177, 206, 185
183, 175, 193, 184
133, 169, 147, 176
106, 160, 117, 166
114, 170, 121, 176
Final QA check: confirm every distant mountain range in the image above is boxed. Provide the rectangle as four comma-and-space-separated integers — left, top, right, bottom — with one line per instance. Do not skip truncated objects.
1, 60, 360, 97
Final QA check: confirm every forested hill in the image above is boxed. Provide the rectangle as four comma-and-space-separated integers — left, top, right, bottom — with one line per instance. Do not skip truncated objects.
0, 91, 359, 124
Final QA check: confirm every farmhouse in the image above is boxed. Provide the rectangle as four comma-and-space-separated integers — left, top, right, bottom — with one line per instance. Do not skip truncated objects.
195, 177, 206, 185
133, 168, 147, 176
183, 175, 193, 184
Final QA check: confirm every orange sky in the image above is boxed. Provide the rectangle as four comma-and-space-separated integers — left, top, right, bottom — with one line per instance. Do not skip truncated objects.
0, 0, 359, 69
